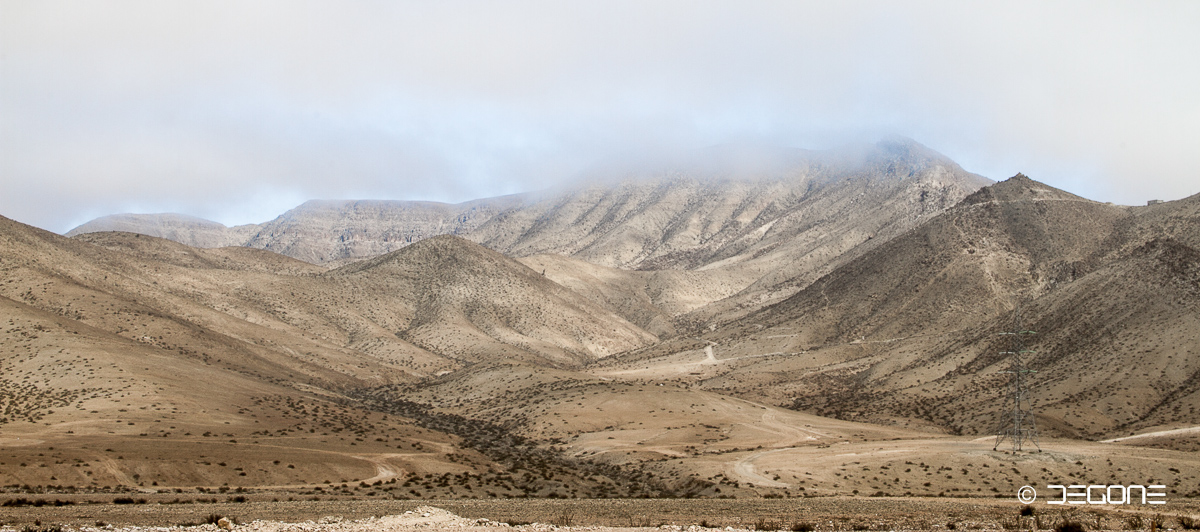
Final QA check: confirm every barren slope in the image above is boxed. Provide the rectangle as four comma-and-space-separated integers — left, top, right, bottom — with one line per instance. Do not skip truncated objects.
594, 175, 1200, 441
327, 235, 658, 367
67, 213, 259, 249
515, 254, 753, 338
0, 217, 660, 494
67, 139, 990, 331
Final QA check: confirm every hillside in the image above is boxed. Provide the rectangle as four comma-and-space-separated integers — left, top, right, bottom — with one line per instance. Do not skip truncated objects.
68, 139, 989, 270
598, 175, 1200, 441
66, 213, 259, 249
514, 254, 752, 338
12, 212, 986, 499
6, 172, 1200, 500
68, 139, 991, 332
0, 216, 665, 493
0, 217, 480, 491
326, 235, 659, 367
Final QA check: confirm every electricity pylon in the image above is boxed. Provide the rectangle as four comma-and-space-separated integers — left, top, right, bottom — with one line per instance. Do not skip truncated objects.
993, 309, 1042, 453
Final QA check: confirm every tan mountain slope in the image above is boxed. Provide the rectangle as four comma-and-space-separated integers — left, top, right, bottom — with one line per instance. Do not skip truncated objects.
1, 216, 666, 495
593, 175, 1199, 441
747, 173, 1132, 341
326, 235, 659, 367
244, 197, 527, 264
68, 140, 988, 269
10, 170, 1200, 498
512, 142, 995, 336
0, 222, 477, 489
1, 219, 432, 387
0, 292, 479, 490
7, 217, 657, 388
67, 140, 991, 332
514, 254, 754, 338
66, 213, 258, 249
77, 230, 326, 276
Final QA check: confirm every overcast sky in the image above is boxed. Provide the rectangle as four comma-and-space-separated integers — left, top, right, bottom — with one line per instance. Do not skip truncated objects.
2, 1, 1198, 233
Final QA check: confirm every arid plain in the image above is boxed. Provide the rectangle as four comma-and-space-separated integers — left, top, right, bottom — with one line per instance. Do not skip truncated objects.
3, 140, 1198, 528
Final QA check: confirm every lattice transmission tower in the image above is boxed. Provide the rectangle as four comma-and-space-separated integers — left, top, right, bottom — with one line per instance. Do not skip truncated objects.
993, 309, 1042, 453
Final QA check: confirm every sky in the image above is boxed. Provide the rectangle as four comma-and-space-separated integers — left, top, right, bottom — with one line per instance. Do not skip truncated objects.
2, 1, 1198, 233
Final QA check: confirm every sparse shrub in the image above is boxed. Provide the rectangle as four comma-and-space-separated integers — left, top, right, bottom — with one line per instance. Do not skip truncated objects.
3, 498, 72, 507
628, 515, 652, 527
1180, 516, 1199, 530
552, 511, 575, 527
1020, 505, 1035, 516
1055, 520, 1086, 532
791, 522, 815, 532
1150, 514, 1166, 531
1126, 514, 1144, 530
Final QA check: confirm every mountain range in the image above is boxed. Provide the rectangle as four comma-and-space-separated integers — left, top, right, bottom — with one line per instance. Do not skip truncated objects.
4, 137, 1198, 498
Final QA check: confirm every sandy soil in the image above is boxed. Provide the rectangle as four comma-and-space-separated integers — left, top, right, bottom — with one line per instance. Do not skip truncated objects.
4, 499, 1200, 532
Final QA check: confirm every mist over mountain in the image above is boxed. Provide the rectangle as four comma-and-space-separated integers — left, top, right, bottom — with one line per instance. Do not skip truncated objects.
7, 138, 1199, 499
69, 138, 991, 333
69, 138, 990, 268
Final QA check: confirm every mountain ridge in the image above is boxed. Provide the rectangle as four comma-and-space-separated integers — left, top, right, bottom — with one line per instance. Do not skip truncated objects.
5, 167, 1200, 497
604, 174, 1200, 439
67, 139, 991, 271
68, 138, 993, 335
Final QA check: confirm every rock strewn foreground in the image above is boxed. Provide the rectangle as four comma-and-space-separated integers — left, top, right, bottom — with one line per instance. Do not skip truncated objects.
0, 506, 702, 532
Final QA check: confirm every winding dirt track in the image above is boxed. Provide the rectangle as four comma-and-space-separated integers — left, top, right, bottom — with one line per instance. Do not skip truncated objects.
1100, 426, 1200, 443
727, 412, 823, 488
356, 453, 405, 484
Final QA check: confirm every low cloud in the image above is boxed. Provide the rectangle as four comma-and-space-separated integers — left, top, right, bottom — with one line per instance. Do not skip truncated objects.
2, 1, 1198, 232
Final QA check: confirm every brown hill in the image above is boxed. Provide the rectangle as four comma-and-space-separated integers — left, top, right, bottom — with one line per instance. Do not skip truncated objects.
514, 253, 754, 338
595, 175, 1200, 441
7, 172, 1200, 499
5, 217, 657, 388
68, 139, 989, 270
67, 139, 991, 333
66, 213, 258, 249
326, 235, 658, 367
245, 197, 527, 265
0, 217, 487, 490
0, 215, 682, 496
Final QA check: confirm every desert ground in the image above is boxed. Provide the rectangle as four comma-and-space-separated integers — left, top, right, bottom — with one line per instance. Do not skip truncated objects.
5, 157, 1199, 529
3, 499, 1200, 531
